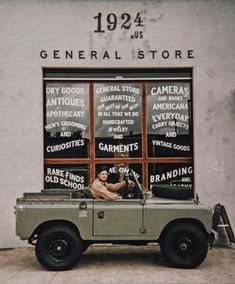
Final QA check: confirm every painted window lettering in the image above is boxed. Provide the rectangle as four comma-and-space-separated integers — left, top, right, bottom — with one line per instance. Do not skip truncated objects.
147, 81, 192, 158
95, 83, 142, 158
44, 83, 90, 160
43, 69, 193, 194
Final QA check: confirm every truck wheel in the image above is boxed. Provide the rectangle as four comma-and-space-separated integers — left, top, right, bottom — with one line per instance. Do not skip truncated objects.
160, 222, 208, 268
35, 225, 84, 271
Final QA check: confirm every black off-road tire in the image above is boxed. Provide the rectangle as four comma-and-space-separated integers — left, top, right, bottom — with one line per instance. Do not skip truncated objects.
35, 225, 84, 271
160, 222, 208, 268
152, 184, 193, 199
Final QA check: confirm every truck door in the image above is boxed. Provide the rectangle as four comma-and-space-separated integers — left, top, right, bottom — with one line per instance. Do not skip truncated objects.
93, 199, 144, 236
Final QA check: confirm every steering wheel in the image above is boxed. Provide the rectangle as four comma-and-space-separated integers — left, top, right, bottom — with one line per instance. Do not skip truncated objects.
120, 171, 140, 199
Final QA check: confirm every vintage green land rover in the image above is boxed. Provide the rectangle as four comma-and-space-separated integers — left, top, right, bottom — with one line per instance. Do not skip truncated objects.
15, 170, 222, 271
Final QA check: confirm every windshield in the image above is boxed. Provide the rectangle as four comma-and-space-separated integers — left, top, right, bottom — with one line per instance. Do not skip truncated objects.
130, 169, 144, 200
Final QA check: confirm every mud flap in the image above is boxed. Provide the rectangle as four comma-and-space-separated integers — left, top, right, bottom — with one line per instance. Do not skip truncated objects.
212, 203, 235, 245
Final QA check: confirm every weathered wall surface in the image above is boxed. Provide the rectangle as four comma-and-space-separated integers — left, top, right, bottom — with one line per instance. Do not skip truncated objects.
0, 0, 234, 247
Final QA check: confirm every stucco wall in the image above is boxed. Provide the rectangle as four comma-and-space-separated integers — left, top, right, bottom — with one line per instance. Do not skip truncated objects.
0, 0, 234, 248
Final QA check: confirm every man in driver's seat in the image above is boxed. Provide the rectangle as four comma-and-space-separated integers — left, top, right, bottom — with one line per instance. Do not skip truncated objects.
91, 166, 135, 200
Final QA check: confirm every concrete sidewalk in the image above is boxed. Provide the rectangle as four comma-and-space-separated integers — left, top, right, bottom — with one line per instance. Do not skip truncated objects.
0, 245, 235, 284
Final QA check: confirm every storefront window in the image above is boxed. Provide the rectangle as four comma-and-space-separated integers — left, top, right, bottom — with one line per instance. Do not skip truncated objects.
43, 69, 193, 192
147, 81, 193, 157
44, 164, 89, 190
44, 82, 90, 158
94, 83, 142, 158
95, 163, 142, 184
148, 163, 193, 198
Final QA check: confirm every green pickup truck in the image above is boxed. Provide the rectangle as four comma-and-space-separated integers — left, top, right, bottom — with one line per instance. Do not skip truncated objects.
15, 170, 220, 271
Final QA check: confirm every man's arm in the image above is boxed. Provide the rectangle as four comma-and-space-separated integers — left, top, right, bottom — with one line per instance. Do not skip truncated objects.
106, 181, 126, 192
91, 179, 121, 200
91, 186, 120, 200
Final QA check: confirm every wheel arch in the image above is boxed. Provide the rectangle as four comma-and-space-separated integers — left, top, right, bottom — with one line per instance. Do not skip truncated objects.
29, 219, 81, 243
158, 218, 209, 243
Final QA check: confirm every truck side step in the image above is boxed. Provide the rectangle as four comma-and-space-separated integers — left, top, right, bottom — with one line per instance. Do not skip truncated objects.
212, 203, 235, 244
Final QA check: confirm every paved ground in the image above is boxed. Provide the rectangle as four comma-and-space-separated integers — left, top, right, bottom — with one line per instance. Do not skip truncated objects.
0, 245, 235, 284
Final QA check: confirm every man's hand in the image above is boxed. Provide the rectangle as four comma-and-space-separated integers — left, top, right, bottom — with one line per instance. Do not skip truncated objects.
113, 194, 122, 200
128, 180, 135, 188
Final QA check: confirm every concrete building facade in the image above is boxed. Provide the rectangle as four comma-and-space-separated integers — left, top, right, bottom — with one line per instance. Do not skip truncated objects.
0, 0, 235, 248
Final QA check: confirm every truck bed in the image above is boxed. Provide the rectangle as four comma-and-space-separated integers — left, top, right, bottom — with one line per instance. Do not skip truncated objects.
22, 192, 74, 200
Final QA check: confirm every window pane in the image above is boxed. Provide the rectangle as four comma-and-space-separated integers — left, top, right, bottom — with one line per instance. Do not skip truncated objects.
147, 82, 193, 157
95, 164, 143, 184
148, 163, 194, 195
44, 165, 89, 190
44, 82, 90, 158
94, 83, 142, 158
